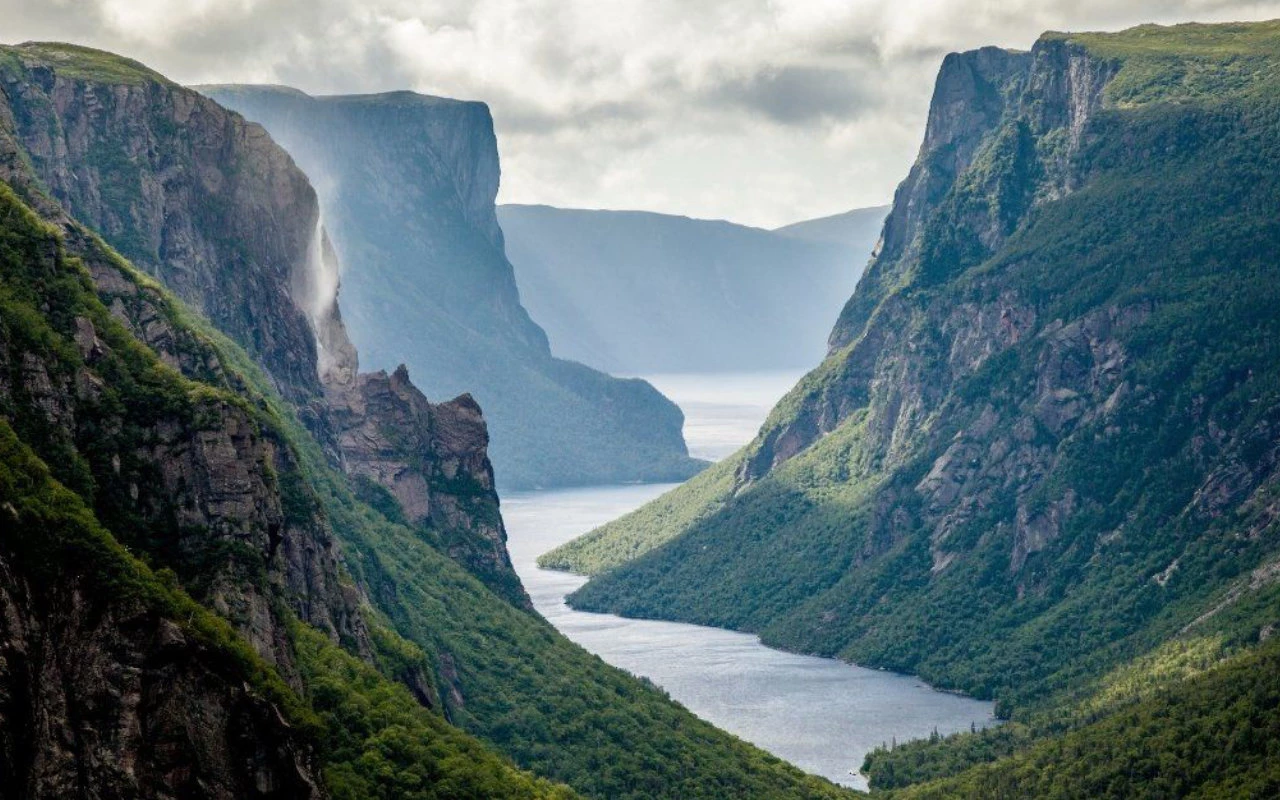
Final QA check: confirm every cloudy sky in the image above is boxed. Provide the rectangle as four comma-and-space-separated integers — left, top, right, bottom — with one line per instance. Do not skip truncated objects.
6, 1, 1280, 227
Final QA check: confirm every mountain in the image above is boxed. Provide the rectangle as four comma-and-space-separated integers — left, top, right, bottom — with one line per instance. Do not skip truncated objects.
198, 86, 704, 490
545, 20, 1280, 795
772, 205, 890, 249
0, 42, 853, 799
497, 204, 885, 374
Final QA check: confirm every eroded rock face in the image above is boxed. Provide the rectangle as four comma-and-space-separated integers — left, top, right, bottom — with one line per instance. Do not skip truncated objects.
0, 221, 372, 683
329, 364, 529, 608
0, 550, 324, 800
745, 40, 1123, 517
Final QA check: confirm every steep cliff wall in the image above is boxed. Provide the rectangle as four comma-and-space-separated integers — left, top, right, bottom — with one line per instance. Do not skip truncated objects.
0, 170, 337, 797
745, 36, 1118, 481
202, 85, 705, 489
0, 44, 324, 404
557, 22, 1280, 719
0, 422, 326, 800
0, 42, 526, 606
0, 155, 369, 684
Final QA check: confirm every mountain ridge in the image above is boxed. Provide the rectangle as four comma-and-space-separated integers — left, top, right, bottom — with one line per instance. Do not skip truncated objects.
498, 202, 885, 374
548, 19, 1280, 796
772, 205, 891, 247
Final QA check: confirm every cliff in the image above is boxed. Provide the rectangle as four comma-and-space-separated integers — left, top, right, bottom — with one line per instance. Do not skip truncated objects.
557, 20, 1280, 731
329, 365, 526, 606
200, 85, 705, 489
0, 44, 323, 404
0, 421, 326, 800
0, 43, 526, 606
497, 204, 883, 373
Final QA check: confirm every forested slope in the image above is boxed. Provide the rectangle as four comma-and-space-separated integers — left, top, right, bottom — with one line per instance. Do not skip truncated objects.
551, 20, 1280, 796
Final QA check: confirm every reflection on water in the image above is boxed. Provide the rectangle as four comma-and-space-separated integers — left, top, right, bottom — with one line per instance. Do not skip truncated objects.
504, 372, 994, 790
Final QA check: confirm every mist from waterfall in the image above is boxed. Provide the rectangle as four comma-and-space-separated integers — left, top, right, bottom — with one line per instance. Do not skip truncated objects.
297, 212, 353, 386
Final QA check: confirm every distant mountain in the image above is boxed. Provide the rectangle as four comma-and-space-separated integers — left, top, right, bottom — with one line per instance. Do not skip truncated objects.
772, 206, 890, 248
201, 86, 704, 490
497, 204, 886, 374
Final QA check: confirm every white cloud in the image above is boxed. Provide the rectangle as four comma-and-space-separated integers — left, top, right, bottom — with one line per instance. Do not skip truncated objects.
3, 0, 1280, 226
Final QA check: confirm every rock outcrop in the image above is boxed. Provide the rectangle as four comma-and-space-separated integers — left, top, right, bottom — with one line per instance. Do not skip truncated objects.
329, 363, 528, 607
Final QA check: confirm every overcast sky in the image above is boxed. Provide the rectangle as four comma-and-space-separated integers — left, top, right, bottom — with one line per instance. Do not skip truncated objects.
6, 1, 1280, 227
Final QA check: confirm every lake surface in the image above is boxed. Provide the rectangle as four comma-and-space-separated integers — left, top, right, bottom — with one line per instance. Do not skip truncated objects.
504, 371, 995, 790
636, 369, 806, 461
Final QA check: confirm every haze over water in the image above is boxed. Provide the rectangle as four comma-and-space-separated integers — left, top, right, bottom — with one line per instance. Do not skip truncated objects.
503, 371, 995, 790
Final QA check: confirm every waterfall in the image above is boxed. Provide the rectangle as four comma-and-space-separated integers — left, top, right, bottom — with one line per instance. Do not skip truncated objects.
297, 214, 356, 389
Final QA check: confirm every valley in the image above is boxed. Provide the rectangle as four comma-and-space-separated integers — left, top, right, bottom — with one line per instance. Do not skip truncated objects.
2, 12, 1279, 800
504, 372, 995, 790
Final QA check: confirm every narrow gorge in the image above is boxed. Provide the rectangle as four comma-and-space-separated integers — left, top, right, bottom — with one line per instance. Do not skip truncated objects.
3, 13, 1280, 800
0, 41, 854, 800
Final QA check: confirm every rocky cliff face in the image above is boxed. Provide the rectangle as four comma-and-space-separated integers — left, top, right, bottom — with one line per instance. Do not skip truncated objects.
0, 535, 324, 800
202, 85, 705, 490
748, 37, 1119, 482
0, 168, 335, 797
0, 166, 369, 679
562, 23, 1280, 712
0, 44, 324, 404
0, 43, 544, 796
0, 42, 525, 608
828, 39, 1113, 353
329, 364, 528, 607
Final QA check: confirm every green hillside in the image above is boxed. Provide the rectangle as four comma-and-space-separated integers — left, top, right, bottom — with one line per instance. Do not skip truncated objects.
0, 178, 575, 798
551, 20, 1280, 795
